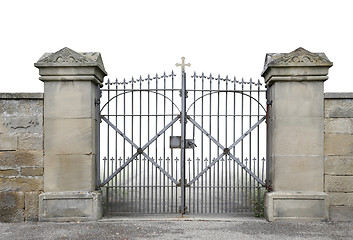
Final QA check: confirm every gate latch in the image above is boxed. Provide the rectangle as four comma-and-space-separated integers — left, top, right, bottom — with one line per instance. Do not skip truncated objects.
170, 136, 197, 149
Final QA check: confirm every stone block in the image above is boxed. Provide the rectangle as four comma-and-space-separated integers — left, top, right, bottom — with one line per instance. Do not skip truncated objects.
324, 118, 353, 134
0, 150, 43, 167
44, 154, 95, 192
272, 81, 324, 118
273, 156, 324, 192
329, 206, 353, 221
329, 193, 353, 206
325, 134, 353, 156
325, 175, 353, 192
0, 177, 43, 192
0, 99, 43, 117
325, 99, 353, 118
325, 156, 353, 175
264, 191, 328, 222
0, 192, 24, 222
21, 167, 43, 176
272, 118, 323, 156
44, 118, 95, 155
25, 192, 39, 221
0, 116, 43, 134
0, 134, 17, 150
0, 168, 19, 177
44, 81, 98, 120
18, 133, 43, 150
39, 191, 103, 222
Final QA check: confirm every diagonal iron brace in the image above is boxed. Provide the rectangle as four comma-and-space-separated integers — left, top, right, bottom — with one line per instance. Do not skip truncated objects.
102, 116, 139, 149
100, 116, 180, 186
227, 152, 265, 186
187, 116, 266, 186
141, 152, 178, 185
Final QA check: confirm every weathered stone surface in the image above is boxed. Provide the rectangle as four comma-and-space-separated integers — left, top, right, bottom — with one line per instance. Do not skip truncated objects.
21, 167, 43, 176
0, 99, 42, 116
0, 93, 43, 100
325, 99, 353, 118
0, 134, 17, 150
35, 47, 107, 82
329, 193, 353, 206
0, 150, 43, 167
18, 133, 43, 150
44, 154, 95, 192
325, 92, 353, 99
325, 156, 353, 175
44, 118, 95, 155
325, 176, 353, 192
329, 206, 353, 221
44, 81, 97, 119
262, 48, 333, 83
1, 116, 42, 133
0, 177, 43, 192
272, 118, 323, 156
25, 192, 39, 221
0, 192, 24, 222
0, 168, 19, 177
265, 191, 328, 221
39, 191, 103, 222
272, 156, 324, 192
272, 81, 324, 118
325, 118, 353, 134
325, 134, 353, 156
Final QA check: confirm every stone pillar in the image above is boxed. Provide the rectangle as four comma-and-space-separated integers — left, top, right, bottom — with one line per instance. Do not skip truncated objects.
34, 47, 107, 221
261, 47, 333, 221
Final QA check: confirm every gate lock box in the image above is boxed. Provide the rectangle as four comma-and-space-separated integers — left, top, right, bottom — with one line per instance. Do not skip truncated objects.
170, 136, 197, 149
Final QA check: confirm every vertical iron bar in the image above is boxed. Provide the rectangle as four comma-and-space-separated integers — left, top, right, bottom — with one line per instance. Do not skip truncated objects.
249, 79, 253, 211
139, 77, 142, 212
131, 77, 134, 211
209, 74, 212, 213
201, 73, 205, 213
225, 76, 228, 212
115, 80, 118, 210
123, 80, 126, 211
217, 75, 220, 213
163, 73, 167, 213
147, 75, 150, 212
107, 80, 110, 211
241, 78, 244, 212
180, 71, 187, 214
171, 72, 175, 212
155, 74, 158, 212
257, 80, 261, 212
234, 78, 238, 212
192, 72, 196, 213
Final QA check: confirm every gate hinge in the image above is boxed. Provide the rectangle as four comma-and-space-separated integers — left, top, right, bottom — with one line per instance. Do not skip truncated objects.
267, 100, 272, 106
265, 179, 273, 192
95, 98, 101, 105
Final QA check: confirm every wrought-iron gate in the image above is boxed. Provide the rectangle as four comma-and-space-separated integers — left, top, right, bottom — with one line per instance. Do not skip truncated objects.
98, 58, 267, 214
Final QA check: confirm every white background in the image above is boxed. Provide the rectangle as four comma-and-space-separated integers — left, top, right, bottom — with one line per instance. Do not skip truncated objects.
1, 0, 352, 93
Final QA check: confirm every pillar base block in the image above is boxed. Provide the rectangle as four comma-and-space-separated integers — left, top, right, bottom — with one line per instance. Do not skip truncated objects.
264, 191, 329, 222
39, 191, 102, 222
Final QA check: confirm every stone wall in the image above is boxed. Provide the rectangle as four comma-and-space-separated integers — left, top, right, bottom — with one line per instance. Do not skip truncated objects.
0, 93, 44, 222
324, 92, 353, 221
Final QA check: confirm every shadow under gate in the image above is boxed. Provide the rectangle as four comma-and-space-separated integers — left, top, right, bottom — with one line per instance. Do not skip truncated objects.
97, 60, 267, 215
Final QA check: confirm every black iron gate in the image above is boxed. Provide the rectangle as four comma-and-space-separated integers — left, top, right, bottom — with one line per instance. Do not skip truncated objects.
98, 58, 267, 214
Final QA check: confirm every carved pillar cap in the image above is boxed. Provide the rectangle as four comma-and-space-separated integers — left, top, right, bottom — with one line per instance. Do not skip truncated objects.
261, 47, 333, 85
35, 47, 107, 86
